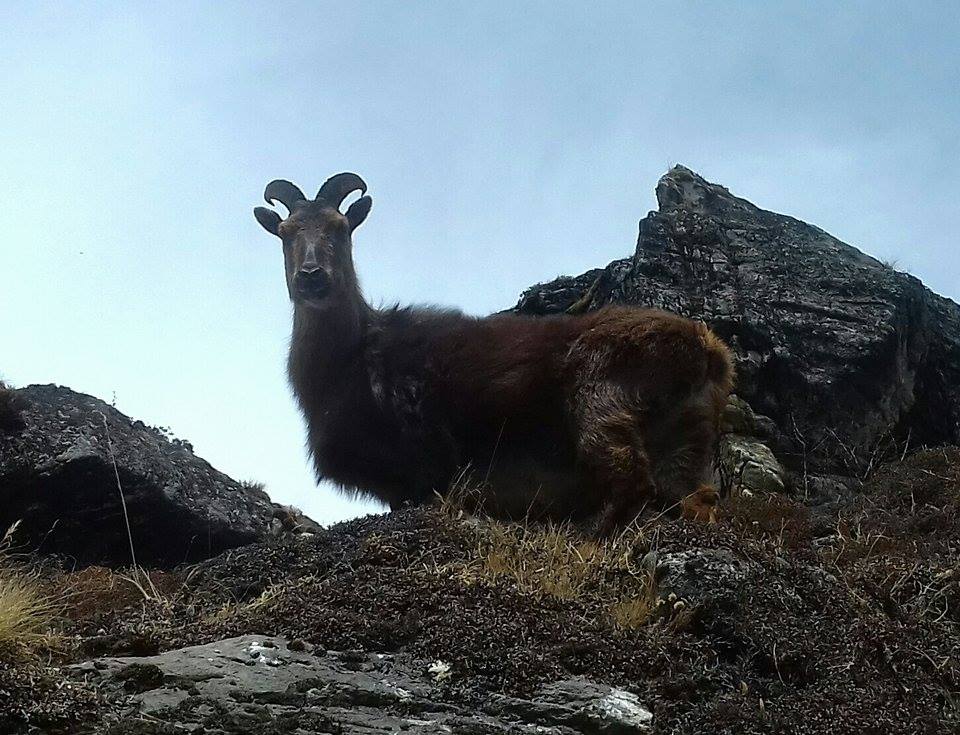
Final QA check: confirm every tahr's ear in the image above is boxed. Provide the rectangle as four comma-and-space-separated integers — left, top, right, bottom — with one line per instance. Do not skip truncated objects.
254, 207, 282, 236
345, 196, 372, 231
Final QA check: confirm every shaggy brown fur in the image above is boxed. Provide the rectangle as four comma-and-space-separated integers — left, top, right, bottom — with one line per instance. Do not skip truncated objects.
255, 174, 734, 533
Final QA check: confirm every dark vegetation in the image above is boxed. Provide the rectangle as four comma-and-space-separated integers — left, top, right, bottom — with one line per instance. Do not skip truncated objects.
0, 380, 26, 432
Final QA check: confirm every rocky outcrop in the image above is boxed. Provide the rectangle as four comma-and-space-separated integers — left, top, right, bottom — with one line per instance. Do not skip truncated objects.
74, 635, 653, 734
719, 396, 788, 495
516, 166, 960, 475
653, 548, 756, 612
0, 385, 317, 567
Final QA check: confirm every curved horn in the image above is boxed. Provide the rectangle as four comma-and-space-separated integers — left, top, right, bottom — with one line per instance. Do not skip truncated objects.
316, 172, 367, 209
263, 180, 306, 212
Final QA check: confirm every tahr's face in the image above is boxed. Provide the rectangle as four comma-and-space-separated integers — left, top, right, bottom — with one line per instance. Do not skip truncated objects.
275, 205, 354, 305
254, 175, 372, 307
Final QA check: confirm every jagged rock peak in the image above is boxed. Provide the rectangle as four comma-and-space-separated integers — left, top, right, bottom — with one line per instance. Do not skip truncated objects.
655, 164, 755, 216
516, 167, 960, 479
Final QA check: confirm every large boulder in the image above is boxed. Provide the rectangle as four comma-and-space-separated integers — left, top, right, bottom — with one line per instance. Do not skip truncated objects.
516, 166, 960, 474
73, 634, 653, 734
0, 384, 316, 567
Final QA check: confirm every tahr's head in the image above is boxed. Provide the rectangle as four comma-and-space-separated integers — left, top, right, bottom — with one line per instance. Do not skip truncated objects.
254, 173, 372, 305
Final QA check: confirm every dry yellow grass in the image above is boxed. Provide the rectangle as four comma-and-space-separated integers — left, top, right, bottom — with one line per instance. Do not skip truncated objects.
0, 523, 59, 657
444, 504, 659, 629
0, 568, 59, 656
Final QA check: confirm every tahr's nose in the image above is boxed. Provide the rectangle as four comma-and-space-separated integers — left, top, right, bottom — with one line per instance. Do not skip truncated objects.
295, 266, 331, 298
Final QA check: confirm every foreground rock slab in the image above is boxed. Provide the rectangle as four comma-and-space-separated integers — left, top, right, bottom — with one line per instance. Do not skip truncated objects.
73, 635, 653, 734
0, 385, 317, 567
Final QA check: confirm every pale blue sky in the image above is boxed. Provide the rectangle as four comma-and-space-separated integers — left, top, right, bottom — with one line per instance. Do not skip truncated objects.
2, 2, 958, 523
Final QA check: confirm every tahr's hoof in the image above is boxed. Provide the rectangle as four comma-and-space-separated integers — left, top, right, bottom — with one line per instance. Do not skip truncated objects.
681, 484, 719, 524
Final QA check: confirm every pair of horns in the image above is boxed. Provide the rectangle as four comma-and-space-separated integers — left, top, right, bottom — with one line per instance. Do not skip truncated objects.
263, 172, 367, 212
255, 172, 372, 236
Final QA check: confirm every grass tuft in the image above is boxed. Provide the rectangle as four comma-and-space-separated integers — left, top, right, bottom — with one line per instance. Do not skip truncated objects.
446, 510, 658, 629
0, 535, 59, 658
0, 573, 56, 653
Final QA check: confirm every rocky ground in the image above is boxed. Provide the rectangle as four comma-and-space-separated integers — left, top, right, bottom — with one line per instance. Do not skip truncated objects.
3, 166, 959, 733
2, 447, 959, 733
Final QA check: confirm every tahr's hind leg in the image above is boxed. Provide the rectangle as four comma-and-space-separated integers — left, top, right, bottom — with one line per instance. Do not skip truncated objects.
574, 382, 656, 536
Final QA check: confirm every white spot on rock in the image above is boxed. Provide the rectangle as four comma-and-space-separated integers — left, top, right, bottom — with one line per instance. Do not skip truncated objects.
246, 640, 282, 666
594, 688, 653, 730
380, 679, 413, 701
427, 660, 452, 681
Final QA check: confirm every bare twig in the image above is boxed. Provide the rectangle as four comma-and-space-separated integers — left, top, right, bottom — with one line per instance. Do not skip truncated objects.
97, 411, 139, 572
97, 411, 160, 600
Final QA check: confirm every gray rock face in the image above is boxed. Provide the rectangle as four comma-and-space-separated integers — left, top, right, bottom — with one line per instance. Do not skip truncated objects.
0, 385, 317, 567
718, 396, 788, 495
654, 548, 756, 611
491, 678, 653, 734
720, 435, 787, 494
516, 166, 960, 473
73, 635, 653, 734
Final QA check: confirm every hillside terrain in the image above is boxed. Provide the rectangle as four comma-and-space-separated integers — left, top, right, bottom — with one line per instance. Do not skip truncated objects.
1, 167, 959, 734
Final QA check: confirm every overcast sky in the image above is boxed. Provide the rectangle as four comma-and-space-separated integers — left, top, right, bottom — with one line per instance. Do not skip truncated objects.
2, 2, 958, 524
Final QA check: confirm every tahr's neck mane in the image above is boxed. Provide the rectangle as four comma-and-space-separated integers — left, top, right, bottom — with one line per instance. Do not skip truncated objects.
288, 292, 371, 410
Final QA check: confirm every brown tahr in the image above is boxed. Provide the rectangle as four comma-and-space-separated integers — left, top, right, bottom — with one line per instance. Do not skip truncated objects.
254, 173, 734, 533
